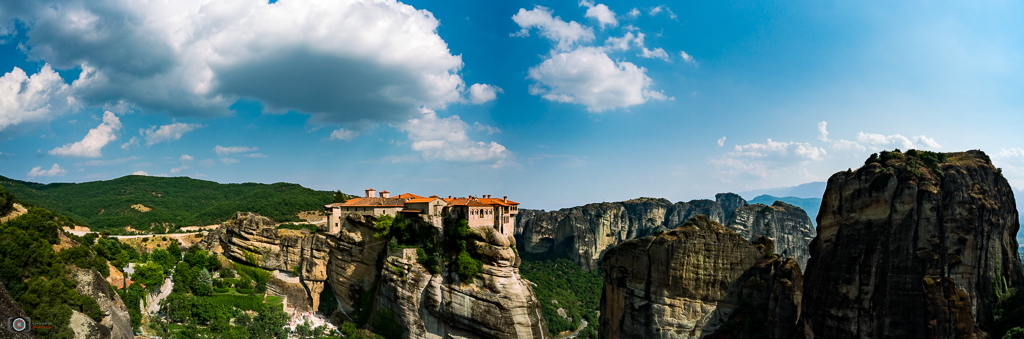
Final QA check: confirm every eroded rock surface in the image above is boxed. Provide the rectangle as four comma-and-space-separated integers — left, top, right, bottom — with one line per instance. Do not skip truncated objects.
800, 150, 1024, 338
69, 267, 132, 339
726, 201, 816, 269
599, 216, 801, 339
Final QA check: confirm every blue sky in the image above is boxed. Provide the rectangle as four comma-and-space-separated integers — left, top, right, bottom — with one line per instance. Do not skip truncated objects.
1, 0, 1023, 210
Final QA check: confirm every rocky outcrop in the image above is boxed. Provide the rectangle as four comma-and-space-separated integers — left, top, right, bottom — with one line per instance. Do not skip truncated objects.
0, 277, 33, 339
518, 198, 727, 270
204, 211, 548, 338
70, 310, 110, 339
515, 209, 544, 237
375, 231, 548, 339
716, 193, 748, 221
725, 201, 816, 269
599, 216, 801, 339
517, 195, 815, 272
69, 267, 132, 339
800, 150, 1024, 338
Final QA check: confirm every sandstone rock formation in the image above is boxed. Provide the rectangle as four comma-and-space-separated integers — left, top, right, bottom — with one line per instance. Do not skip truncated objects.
375, 232, 548, 339
725, 201, 816, 269
599, 216, 801, 339
69, 267, 132, 339
0, 277, 33, 339
800, 150, 1024, 338
70, 310, 110, 339
517, 195, 814, 271
202, 211, 548, 338
515, 209, 544, 237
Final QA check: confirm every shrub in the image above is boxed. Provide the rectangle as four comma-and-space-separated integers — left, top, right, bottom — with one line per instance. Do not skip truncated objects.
455, 250, 482, 281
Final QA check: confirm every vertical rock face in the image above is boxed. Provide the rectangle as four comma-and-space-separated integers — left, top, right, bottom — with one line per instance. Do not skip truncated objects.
376, 233, 548, 339
515, 209, 545, 237
204, 211, 547, 338
716, 193, 748, 221
599, 216, 801, 339
69, 267, 133, 339
517, 194, 815, 272
801, 150, 1024, 338
725, 201, 816, 270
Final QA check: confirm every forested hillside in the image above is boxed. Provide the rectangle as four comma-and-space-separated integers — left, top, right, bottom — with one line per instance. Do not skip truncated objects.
0, 175, 337, 233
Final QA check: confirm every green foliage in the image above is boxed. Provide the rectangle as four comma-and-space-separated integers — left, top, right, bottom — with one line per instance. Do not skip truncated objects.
455, 250, 482, 281
374, 214, 394, 238
519, 257, 603, 338
994, 287, 1024, 338
0, 185, 14, 216
292, 265, 301, 277
133, 261, 167, 292
93, 237, 140, 270
58, 244, 110, 277
205, 294, 266, 311
117, 283, 145, 331
372, 309, 404, 339
151, 247, 179, 271
331, 190, 349, 204
235, 262, 270, 293
220, 267, 235, 278
0, 206, 108, 337
866, 153, 879, 164
0, 174, 336, 232
248, 303, 290, 339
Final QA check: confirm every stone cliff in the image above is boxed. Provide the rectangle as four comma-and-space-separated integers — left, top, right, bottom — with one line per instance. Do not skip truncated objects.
68, 267, 133, 339
726, 201, 816, 269
599, 216, 801, 339
201, 211, 548, 338
375, 229, 548, 338
517, 193, 813, 271
800, 150, 1024, 338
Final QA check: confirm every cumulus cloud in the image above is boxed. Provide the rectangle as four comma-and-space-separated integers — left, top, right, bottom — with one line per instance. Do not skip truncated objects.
213, 145, 258, 156
856, 132, 942, 150
649, 5, 677, 19
816, 121, 865, 152
0, 65, 77, 131
140, 122, 202, 146
399, 108, 513, 167
49, 111, 121, 157
993, 148, 1024, 188
627, 8, 641, 17
712, 138, 827, 182
512, 6, 594, 50
220, 158, 239, 165
8, 0, 474, 124
132, 170, 148, 176
717, 136, 726, 147
474, 122, 501, 135
604, 32, 668, 61
27, 164, 67, 179
817, 121, 829, 141
329, 128, 358, 141
527, 47, 668, 112
579, 0, 617, 28
468, 84, 503, 104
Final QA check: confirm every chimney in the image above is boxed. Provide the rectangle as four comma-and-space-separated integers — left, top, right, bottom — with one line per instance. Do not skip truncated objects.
380, 190, 390, 198
365, 188, 376, 198
486, 195, 491, 199
448, 195, 452, 199
503, 196, 507, 203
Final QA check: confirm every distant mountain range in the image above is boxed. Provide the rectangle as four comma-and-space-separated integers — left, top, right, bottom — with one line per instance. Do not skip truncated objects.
0, 174, 335, 233
738, 181, 827, 200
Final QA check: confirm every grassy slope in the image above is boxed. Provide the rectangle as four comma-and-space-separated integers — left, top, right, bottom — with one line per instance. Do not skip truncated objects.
748, 194, 822, 226
0, 174, 334, 232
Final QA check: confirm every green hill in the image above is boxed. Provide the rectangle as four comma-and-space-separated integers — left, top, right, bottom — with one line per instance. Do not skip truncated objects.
0, 175, 336, 233
748, 194, 822, 226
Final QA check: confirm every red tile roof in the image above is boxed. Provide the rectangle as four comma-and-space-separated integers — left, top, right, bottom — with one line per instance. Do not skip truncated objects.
338, 197, 405, 207
394, 193, 426, 199
400, 209, 421, 213
406, 197, 441, 203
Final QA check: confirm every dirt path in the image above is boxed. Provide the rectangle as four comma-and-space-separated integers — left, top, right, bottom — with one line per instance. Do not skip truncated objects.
0, 203, 27, 224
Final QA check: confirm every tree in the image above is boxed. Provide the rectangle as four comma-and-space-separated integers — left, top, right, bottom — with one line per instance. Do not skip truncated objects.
133, 262, 167, 292
167, 239, 182, 260
331, 190, 348, 204
0, 185, 14, 216
194, 269, 213, 296
248, 304, 289, 339
374, 215, 393, 238
151, 248, 177, 271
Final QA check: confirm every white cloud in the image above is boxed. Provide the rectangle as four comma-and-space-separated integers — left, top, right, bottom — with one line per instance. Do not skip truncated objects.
121, 137, 139, 150
679, 51, 695, 64
468, 84, 503, 104
26, 164, 67, 179
627, 8, 641, 17
817, 121, 865, 152
140, 122, 202, 146
512, 6, 594, 51
49, 111, 121, 157
994, 148, 1024, 160
329, 128, 357, 141
712, 138, 827, 182
0, 65, 78, 131
8, 0, 473, 125
527, 47, 668, 112
220, 158, 239, 165
171, 154, 193, 173
132, 170, 148, 176
474, 122, 501, 135
579, 1, 617, 28
399, 108, 513, 167
213, 145, 258, 156
604, 32, 668, 61
856, 132, 941, 150
649, 5, 677, 19
818, 121, 829, 141
244, 153, 268, 158
717, 136, 726, 147
639, 47, 669, 60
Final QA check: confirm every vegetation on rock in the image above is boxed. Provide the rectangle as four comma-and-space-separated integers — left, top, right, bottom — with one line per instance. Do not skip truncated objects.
519, 256, 601, 338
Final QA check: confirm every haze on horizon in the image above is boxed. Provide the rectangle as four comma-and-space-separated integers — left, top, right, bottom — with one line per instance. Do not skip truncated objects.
1, 0, 1022, 210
